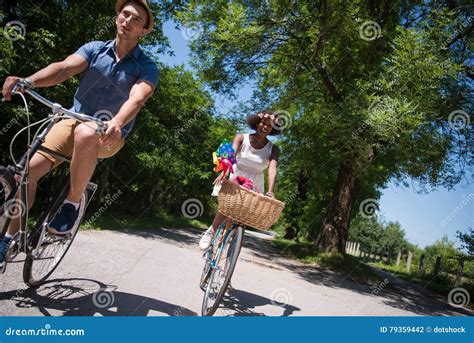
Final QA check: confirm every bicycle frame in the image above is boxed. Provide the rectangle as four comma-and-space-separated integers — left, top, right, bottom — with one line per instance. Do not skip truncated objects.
1, 82, 107, 257
210, 221, 233, 268
208, 220, 245, 268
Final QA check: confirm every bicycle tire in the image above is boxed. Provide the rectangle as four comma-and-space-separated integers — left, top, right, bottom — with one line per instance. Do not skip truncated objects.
199, 255, 212, 291
22, 183, 87, 287
0, 166, 16, 239
199, 224, 226, 291
201, 225, 244, 316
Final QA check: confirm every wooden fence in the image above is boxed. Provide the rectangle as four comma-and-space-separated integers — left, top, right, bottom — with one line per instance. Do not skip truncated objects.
345, 241, 469, 286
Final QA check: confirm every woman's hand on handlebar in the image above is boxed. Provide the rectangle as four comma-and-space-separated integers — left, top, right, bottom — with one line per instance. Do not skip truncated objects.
265, 191, 275, 198
213, 171, 226, 185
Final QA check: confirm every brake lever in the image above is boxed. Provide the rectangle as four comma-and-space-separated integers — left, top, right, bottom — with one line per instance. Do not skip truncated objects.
1, 79, 31, 102
96, 122, 109, 136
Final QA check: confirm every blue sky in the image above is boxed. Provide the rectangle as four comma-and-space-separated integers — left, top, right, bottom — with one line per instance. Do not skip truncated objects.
158, 21, 473, 249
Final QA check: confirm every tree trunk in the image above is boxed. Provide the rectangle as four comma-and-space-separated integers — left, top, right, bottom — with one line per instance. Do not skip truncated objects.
283, 169, 308, 241
148, 180, 159, 204
316, 158, 362, 254
283, 226, 297, 240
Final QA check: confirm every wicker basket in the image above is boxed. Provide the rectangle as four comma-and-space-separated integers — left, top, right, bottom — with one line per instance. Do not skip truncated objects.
217, 180, 285, 230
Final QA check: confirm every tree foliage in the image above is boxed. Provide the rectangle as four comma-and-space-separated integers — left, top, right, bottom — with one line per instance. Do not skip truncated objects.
175, 0, 473, 251
0, 0, 238, 221
457, 228, 474, 256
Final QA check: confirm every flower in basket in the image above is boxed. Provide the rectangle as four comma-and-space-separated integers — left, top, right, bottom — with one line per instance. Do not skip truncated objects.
232, 176, 258, 192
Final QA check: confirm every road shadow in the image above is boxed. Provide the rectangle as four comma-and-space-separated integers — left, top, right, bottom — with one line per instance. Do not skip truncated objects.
371, 268, 473, 316
230, 232, 473, 316
105, 227, 473, 316
113, 226, 200, 248
0, 278, 196, 316
220, 289, 300, 316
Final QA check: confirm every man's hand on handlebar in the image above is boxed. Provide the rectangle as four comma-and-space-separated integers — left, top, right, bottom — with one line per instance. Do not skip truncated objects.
2, 76, 23, 102
2, 78, 35, 102
99, 119, 122, 148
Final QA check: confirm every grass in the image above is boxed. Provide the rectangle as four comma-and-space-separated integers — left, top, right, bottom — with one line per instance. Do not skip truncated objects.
370, 261, 474, 304
272, 238, 383, 284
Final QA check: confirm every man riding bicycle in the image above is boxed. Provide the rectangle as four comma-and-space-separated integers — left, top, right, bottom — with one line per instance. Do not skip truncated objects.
0, 0, 158, 267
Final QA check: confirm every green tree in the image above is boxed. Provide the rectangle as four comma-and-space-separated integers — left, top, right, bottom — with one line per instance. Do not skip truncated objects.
380, 221, 407, 255
175, 0, 472, 253
347, 215, 383, 252
348, 216, 407, 259
0, 1, 238, 221
457, 228, 474, 256
424, 234, 462, 274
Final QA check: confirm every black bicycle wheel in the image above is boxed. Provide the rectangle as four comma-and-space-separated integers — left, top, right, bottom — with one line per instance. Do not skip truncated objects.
0, 166, 16, 239
202, 225, 244, 316
23, 184, 87, 287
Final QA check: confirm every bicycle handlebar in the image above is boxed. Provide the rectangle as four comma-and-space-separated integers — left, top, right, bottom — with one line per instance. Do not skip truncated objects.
8, 80, 108, 134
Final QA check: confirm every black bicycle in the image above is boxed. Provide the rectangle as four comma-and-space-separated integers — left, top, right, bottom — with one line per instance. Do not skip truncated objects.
0, 80, 107, 287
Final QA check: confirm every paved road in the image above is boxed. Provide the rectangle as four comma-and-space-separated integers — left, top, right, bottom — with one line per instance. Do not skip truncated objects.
0, 228, 471, 316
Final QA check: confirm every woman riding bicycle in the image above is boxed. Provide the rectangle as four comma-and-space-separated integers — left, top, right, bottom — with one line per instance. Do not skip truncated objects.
199, 110, 281, 250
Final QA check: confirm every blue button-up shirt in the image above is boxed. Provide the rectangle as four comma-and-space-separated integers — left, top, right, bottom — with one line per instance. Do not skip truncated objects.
72, 40, 159, 138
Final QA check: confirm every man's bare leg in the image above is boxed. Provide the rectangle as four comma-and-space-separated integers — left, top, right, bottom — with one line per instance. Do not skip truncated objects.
67, 123, 100, 203
6, 153, 53, 236
47, 123, 101, 234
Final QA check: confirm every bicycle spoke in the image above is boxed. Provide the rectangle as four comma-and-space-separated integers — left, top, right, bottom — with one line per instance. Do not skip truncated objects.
24, 192, 86, 286
31, 234, 69, 279
201, 225, 244, 316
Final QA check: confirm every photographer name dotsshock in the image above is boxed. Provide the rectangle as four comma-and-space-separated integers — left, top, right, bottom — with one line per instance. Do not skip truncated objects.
379, 326, 467, 334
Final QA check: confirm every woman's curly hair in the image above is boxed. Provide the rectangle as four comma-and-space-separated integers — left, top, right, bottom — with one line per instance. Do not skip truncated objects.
246, 109, 282, 136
